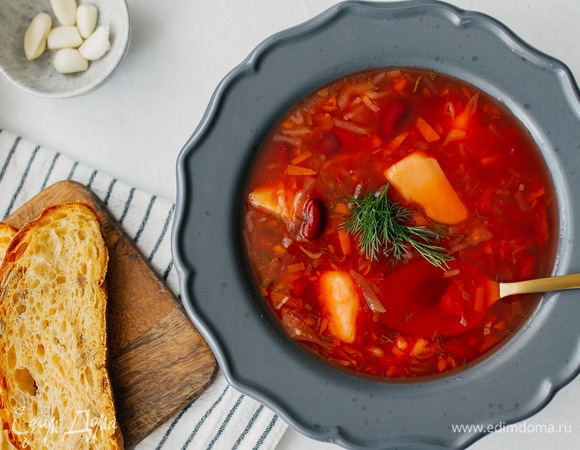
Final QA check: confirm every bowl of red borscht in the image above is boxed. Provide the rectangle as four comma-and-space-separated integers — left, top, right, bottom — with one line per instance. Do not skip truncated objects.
172, 1, 580, 448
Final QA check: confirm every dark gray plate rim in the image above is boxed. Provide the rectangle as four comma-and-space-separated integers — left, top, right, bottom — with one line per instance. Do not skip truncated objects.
172, 1, 580, 448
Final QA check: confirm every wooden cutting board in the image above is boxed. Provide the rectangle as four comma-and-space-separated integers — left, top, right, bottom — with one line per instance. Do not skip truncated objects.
3, 180, 217, 448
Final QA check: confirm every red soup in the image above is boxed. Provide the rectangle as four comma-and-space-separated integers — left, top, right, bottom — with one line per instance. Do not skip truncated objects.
242, 68, 558, 379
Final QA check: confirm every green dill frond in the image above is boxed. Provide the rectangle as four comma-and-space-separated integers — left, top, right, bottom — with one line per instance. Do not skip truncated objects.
340, 184, 452, 269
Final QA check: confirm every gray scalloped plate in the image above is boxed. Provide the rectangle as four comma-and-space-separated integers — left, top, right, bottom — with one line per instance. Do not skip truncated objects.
173, 1, 580, 448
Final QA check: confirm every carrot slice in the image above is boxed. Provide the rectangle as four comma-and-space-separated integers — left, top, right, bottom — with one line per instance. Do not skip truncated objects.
415, 116, 440, 142
319, 271, 360, 343
286, 164, 317, 176
291, 151, 313, 165
384, 130, 409, 153
337, 228, 352, 256
333, 202, 349, 215
384, 151, 468, 224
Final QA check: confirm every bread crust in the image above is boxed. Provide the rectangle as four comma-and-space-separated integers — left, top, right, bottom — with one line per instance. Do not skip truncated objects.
0, 202, 123, 449
0, 224, 17, 264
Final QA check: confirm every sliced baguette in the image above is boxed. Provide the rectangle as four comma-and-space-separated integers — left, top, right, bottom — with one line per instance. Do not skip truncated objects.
0, 223, 17, 449
0, 202, 123, 450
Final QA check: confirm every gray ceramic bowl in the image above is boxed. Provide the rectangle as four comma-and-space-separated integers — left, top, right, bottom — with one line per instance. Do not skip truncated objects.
173, 1, 580, 448
0, 0, 130, 98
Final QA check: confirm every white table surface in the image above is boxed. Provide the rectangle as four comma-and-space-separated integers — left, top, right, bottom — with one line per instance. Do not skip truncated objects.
2, 1, 579, 449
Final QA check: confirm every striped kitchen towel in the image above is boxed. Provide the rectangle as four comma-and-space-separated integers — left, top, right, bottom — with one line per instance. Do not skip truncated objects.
0, 129, 288, 450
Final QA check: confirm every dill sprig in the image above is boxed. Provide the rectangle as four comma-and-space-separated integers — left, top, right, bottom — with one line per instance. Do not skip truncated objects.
340, 184, 452, 269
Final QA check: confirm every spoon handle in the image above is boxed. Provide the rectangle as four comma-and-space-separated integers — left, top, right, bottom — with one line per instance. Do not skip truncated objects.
499, 273, 580, 299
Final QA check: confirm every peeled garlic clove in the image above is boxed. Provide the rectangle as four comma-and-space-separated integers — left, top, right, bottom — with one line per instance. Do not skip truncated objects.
51, 0, 78, 26
79, 25, 110, 61
77, 4, 98, 39
53, 48, 88, 73
47, 26, 83, 50
24, 13, 52, 60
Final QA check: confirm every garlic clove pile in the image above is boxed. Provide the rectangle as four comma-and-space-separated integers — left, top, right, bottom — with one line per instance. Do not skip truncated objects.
23, 1, 111, 74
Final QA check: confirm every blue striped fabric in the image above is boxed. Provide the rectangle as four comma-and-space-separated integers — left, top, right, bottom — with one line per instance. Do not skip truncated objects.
0, 129, 287, 450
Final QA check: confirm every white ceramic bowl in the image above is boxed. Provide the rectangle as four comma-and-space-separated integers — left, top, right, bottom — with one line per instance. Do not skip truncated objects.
0, 0, 130, 98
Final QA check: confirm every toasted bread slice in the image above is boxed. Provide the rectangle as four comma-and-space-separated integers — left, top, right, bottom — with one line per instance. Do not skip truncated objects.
0, 202, 123, 449
0, 223, 17, 449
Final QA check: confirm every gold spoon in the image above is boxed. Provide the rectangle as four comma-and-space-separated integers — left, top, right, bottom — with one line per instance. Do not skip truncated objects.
498, 272, 580, 299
